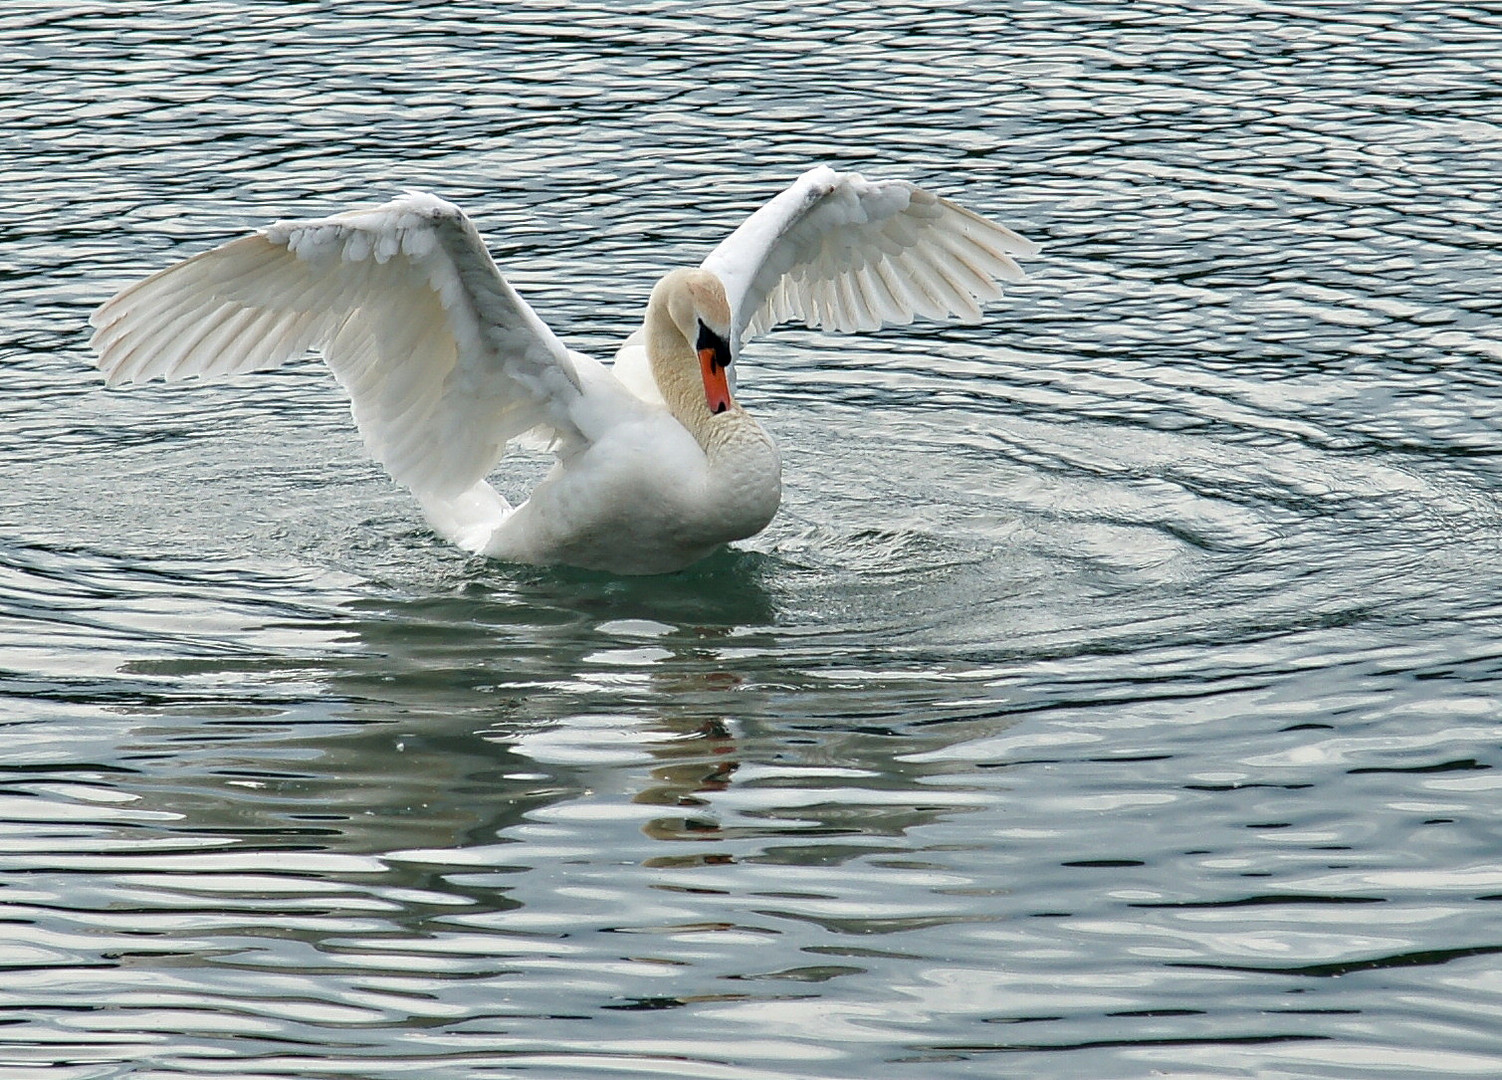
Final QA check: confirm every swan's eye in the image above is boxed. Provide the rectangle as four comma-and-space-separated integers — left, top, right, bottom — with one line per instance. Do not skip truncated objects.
696, 321, 731, 372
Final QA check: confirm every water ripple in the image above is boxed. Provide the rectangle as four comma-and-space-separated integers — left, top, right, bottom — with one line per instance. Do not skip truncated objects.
4, 0, 1502, 1077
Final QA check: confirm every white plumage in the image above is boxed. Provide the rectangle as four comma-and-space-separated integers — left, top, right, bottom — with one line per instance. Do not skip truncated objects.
90, 166, 1037, 574
704, 169, 1030, 346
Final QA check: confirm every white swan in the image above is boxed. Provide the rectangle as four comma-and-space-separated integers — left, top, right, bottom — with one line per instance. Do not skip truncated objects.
90, 166, 1036, 575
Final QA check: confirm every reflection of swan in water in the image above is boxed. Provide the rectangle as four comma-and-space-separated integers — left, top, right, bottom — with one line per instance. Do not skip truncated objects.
493, 546, 781, 626
83, 538, 780, 861
90, 167, 1036, 574
105, 550, 1002, 900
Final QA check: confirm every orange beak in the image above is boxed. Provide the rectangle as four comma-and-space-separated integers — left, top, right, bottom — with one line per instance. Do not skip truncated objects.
699, 347, 733, 415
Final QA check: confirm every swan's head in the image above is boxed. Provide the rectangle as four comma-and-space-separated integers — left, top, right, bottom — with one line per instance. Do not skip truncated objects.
650, 268, 735, 417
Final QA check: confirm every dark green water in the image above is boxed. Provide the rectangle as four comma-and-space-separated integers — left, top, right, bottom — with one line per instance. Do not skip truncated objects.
4, 2, 1502, 1077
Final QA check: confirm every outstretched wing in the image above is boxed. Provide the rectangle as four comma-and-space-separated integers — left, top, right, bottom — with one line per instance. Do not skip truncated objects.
90, 192, 584, 501
701, 166, 1038, 354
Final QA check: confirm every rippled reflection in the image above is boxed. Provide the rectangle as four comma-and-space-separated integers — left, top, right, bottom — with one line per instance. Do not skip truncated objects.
5, 0, 1502, 1077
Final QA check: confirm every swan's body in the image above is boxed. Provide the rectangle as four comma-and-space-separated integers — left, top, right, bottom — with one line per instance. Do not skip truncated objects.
90, 167, 1036, 574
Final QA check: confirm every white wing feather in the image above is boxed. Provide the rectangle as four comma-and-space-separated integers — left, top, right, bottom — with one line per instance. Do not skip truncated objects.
701, 166, 1038, 353
89, 192, 583, 501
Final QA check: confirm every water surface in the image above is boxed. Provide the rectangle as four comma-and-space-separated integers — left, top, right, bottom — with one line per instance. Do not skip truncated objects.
4, 2, 1502, 1077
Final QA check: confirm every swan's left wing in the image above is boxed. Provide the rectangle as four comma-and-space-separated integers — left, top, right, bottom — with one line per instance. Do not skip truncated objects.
701, 166, 1038, 354
90, 192, 584, 502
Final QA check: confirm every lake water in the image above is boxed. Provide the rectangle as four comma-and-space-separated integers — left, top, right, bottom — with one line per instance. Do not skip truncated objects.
5, 1, 1502, 1077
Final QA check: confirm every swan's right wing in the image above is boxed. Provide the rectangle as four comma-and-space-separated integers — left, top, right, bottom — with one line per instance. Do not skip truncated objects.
90, 192, 584, 501
701, 166, 1038, 354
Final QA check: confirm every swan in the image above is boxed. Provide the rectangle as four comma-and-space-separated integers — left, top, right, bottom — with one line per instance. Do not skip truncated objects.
89, 166, 1037, 575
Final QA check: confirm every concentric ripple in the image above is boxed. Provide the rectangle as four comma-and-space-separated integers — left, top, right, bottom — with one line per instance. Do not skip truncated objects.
3, 1, 1501, 1078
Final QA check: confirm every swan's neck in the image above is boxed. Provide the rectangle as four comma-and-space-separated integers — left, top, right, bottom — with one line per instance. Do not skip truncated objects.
643, 288, 782, 541
644, 292, 753, 455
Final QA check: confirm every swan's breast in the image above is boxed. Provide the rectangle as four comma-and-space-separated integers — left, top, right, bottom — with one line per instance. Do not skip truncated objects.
700, 416, 782, 545
484, 411, 779, 574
